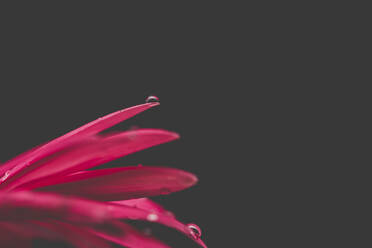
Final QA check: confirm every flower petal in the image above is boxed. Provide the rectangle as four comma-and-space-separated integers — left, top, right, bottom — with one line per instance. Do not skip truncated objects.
65, 102, 160, 137
0, 221, 111, 248
0, 191, 108, 223
2, 219, 170, 248
113, 199, 207, 247
112, 198, 170, 215
89, 220, 171, 248
0, 191, 207, 247
5, 129, 179, 189
0, 103, 158, 186
32, 221, 112, 248
107, 202, 208, 248
25, 166, 197, 201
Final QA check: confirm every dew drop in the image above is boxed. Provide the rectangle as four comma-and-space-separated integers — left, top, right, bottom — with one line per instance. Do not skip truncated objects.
145, 95, 160, 103
186, 223, 202, 240
146, 213, 158, 222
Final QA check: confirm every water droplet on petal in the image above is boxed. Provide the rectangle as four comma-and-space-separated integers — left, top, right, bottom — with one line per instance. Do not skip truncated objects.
145, 95, 160, 103
147, 213, 158, 222
1, 171, 10, 182
186, 223, 202, 240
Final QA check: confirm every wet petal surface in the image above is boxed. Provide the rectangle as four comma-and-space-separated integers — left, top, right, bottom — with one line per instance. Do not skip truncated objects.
29, 166, 197, 201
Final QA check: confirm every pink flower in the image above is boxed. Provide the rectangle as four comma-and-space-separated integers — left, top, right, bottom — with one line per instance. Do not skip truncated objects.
0, 102, 206, 248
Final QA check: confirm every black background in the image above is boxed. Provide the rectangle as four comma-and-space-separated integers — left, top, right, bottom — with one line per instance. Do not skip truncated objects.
0, 2, 362, 248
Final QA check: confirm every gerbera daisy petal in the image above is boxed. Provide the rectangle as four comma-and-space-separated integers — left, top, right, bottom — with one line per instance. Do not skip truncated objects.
112, 198, 169, 215
5, 129, 179, 189
0, 221, 111, 248
0, 191, 107, 223
89, 220, 171, 248
26, 166, 197, 201
113, 199, 207, 247
32, 221, 112, 248
65, 102, 160, 137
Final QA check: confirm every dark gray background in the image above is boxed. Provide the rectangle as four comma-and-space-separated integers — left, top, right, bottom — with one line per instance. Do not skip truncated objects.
0, 1, 358, 248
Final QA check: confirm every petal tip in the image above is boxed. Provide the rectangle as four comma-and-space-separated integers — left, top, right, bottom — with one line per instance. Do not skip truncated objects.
170, 132, 180, 140
189, 173, 199, 186
180, 171, 198, 188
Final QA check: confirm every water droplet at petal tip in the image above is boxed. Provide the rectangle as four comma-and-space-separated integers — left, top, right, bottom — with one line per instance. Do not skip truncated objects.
145, 95, 160, 103
187, 223, 202, 240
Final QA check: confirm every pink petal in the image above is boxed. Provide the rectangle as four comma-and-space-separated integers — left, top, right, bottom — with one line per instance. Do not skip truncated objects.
0, 221, 111, 248
24, 166, 197, 201
0, 103, 158, 187
2, 220, 170, 248
113, 199, 207, 246
113, 198, 170, 215
32, 221, 112, 248
0, 191, 107, 223
89, 220, 171, 248
0, 191, 207, 247
4, 129, 179, 189
107, 202, 208, 248
64, 102, 159, 137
